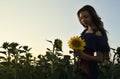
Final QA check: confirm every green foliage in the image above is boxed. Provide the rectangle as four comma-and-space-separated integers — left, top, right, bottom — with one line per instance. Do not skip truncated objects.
97, 47, 120, 79
0, 41, 120, 79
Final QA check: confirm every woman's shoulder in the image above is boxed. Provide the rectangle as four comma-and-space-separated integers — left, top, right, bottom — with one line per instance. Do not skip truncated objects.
93, 29, 103, 36
81, 29, 87, 36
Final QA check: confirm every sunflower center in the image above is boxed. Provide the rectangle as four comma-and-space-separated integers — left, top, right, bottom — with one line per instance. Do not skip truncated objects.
72, 40, 81, 48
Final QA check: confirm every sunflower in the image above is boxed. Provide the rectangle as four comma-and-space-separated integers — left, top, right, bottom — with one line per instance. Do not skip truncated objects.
68, 36, 86, 51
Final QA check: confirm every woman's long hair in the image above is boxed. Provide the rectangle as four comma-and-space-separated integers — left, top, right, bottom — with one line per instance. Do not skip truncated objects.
77, 5, 108, 41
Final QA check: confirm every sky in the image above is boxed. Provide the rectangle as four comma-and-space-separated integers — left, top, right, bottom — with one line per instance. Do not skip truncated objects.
0, 0, 120, 57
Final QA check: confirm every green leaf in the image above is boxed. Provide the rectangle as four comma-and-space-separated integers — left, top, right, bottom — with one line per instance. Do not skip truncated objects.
0, 51, 6, 55
0, 56, 6, 60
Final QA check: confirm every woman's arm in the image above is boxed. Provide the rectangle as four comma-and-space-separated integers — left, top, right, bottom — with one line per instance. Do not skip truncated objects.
79, 51, 104, 62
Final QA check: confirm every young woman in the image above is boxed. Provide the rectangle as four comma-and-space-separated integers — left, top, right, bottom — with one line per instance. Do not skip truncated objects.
76, 5, 110, 79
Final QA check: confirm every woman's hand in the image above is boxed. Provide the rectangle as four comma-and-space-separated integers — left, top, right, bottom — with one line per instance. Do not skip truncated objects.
74, 50, 85, 57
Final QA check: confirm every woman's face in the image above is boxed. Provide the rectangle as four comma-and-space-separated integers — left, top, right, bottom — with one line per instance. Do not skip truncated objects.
79, 11, 93, 27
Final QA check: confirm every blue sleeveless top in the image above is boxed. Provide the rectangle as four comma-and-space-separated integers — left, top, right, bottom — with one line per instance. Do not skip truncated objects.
81, 29, 110, 53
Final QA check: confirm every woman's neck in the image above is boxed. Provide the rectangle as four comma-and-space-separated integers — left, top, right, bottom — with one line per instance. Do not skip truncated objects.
86, 25, 96, 33
88, 25, 96, 30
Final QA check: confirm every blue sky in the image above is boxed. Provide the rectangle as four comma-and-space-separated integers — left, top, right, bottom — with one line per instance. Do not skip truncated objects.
0, 0, 120, 57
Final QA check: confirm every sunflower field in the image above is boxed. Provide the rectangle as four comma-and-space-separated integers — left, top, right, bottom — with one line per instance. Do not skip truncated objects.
0, 39, 120, 79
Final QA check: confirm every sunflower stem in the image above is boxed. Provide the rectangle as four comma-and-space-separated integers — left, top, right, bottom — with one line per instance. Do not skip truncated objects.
73, 52, 77, 77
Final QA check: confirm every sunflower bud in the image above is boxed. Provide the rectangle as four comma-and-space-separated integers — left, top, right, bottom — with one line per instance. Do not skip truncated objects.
54, 39, 62, 51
